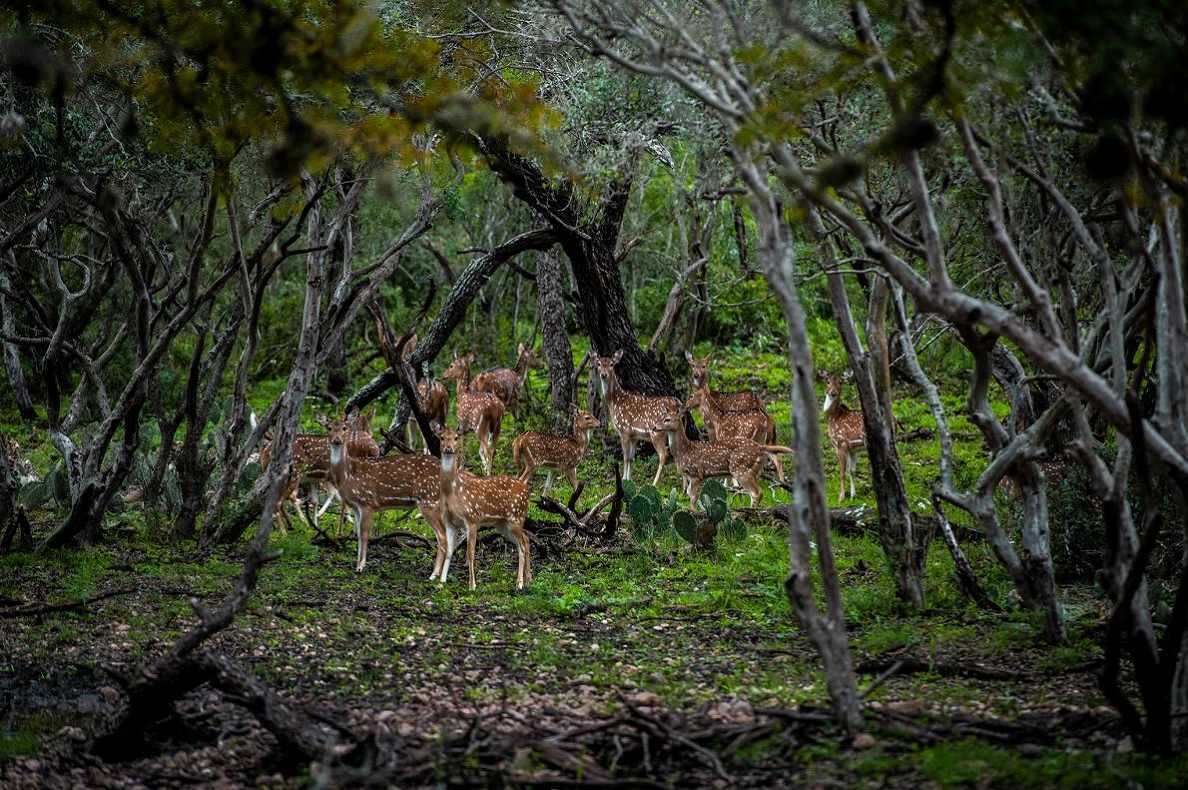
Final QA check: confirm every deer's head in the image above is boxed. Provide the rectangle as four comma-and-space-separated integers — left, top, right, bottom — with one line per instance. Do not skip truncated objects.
820, 371, 849, 413
685, 389, 706, 412
594, 350, 624, 397
573, 409, 601, 432
438, 427, 461, 473
322, 414, 352, 466
441, 352, 474, 382
685, 351, 711, 390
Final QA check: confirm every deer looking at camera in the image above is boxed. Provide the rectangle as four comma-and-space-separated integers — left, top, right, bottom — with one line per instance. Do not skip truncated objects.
258, 410, 380, 533
512, 408, 601, 492
595, 350, 681, 485
685, 352, 765, 413
474, 342, 539, 418
658, 411, 795, 508
441, 352, 505, 475
821, 371, 867, 503
438, 427, 532, 591
322, 414, 444, 574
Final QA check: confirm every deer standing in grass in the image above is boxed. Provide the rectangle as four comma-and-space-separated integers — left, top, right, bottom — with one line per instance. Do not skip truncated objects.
441, 352, 505, 475
685, 388, 786, 483
437, 427, 532, 591
658, 411, 795, 508
474, 342, 539, 418
685, 352, 765, 414
322, 414, 445, 574
258, 410, 380, 534
821, 372, 867, 503
512, 408, 601, 492
595, 350, 681, 485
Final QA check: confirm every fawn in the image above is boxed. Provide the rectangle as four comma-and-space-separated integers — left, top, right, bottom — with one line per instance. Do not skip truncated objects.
474, 342, 539, 417
594, 350, 681, 485
259, 410, 380, 533
441, 352, 505, 475
659, 411, 795, 508
685, 352, 764, 413
511, 408, 601, 492
322, 414, 444, 574
821, 372, 867, 503
437, 427, 532, 591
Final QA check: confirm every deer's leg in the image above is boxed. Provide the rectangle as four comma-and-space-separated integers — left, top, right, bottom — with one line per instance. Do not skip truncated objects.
566, 467, 578, 490
649, 431, 669, 487
835, 444, 848, 503
688, 478, 704, 510
352, 504, 365, 571
358, 508, 376, 572
847, 450, 857, 499
440, 515, 458, 584
477, 418, 493, 476
466, 519, 479, 591
424, 504, 447, 580
515, 520, 531, 589
543, 470, 553, 493
743, 471, 761, 507
620, 434, 634, 481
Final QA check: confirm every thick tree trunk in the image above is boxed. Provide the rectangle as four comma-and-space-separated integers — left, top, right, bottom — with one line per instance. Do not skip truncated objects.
478, 136, 679, 397
536, 250, 576, 433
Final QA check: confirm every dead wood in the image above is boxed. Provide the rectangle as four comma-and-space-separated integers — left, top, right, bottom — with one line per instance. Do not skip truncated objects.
0, 587, 136, 619
856, 655, 1025, 682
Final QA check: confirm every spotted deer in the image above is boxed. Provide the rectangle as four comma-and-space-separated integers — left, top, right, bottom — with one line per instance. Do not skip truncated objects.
405, 365, 450, 452
441, 352, 505, 475
437, 427, 532, 591
259, 410, 380, 533
658, 411, 794, 508
685, 352, 764, 413
474, 343, 539, 418
595, 350, 681, 485
686, 388, 786, 483
821, 372, 867, 503
512, 408, 601, 492
322, 414, 444, 574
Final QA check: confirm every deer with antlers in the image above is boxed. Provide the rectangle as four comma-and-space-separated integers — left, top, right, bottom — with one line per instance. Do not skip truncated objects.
595, 350, 681, 485
821, 371, 868, 503
474, 342, 539, 418
441, 352, 505, 475
658, 410, 795, 508
258, 410, 380, 534
321, 414, 445, 574
512, 408, 601, 492
437, 427, 532, 590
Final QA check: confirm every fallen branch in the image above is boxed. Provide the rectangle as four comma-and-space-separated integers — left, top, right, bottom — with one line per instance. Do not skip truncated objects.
856, 655, 1024, 682
0, 587, 135, 619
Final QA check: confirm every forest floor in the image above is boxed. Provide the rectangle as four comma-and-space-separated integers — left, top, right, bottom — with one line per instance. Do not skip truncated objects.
3, 509, 1186, 788
4, 351, 1187, 787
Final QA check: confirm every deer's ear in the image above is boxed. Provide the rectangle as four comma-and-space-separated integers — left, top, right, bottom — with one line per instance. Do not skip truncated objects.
841, 369, 853, 381
429, 420, 442, 434
315, 414, 329, 429
611, 349, 624, 364
518, 342, 526, 354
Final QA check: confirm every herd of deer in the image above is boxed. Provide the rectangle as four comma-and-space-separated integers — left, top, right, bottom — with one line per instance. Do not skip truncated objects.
258, 350, 873, 590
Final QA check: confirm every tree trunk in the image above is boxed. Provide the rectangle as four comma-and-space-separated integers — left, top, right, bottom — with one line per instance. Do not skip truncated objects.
0, 269, 35, 419
815, 217, 924, 607
537, 249, 576, 433
733, 147, 862, 733
478, 136, 679, 397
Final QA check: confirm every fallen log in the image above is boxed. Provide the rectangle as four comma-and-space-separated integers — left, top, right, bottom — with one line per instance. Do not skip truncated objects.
0, 587, 135, 619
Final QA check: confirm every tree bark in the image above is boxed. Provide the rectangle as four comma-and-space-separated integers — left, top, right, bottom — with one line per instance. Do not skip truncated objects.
537, 249, 577, 433
0, 268, 35, 419
478, 136, 679, 397
815, 215, 924, 607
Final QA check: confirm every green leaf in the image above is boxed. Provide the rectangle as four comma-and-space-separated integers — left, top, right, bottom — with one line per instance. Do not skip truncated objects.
721, 517, 747, 543
628, 495, 655, 525
705, 497, 728, 524
672, 511, 698, 544
700, 478, 728, 503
